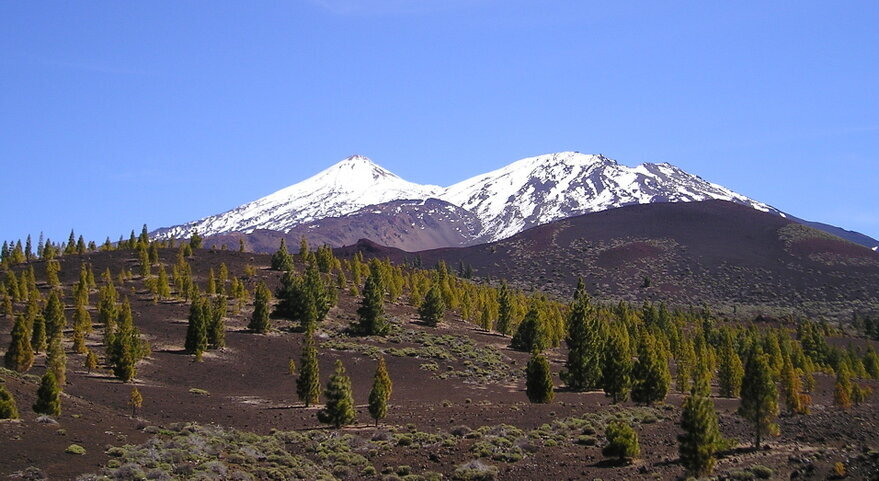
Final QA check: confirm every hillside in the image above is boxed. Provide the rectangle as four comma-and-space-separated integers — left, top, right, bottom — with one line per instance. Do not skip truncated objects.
348, 200, 879, 320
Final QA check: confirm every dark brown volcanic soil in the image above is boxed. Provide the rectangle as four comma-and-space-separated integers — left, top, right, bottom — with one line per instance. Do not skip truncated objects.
342, 200, 879, 321
1, 248, 878, 480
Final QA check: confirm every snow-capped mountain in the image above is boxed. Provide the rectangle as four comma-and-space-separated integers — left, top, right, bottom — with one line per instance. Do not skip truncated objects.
154, 151, 826, 249
442, 152, 778, 241
153, 155, 441, 240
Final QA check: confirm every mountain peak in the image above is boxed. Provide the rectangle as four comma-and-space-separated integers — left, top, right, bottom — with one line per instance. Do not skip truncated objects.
152, 150, 779, 243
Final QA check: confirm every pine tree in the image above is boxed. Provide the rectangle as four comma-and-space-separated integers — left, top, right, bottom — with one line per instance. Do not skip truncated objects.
129, 387, 143, 416
107, 298, 143, 381
47, 334, 67, 386
138, 244, 151, 278
2, 291, 12, 321
299, 236, 309, 260
738, 351, 779, 449
271, 239, 294, 271
834, 362, 853, 409
511, 302, 547, 352
85, 348, 98, 373
368, 357, 392, 426
24, 234, 32, 262
207, 268, 217, 295
43, 290, 66, 340
717, 338, 744, 398
296, 328, 321, 407
678, 391, 722, 477
31, 314, 47, 354
602, 421, 639, 462
526, 349, 554, 403
418, 283, 445, 327
72, 303, 91, 354
189, 230, 202, 249
4, 315, 34, 372
603, 330, 632, 403
317, 360, 356, 428
248, 281, 272, 333
45, 260, 61, 287
0, 385, 19, 419
631, 334, 670, 405
207, 296, 226, 349
780, 359, 807, 414
676, 337, 696, 394
185, 297, 208, 358
354, 271, 388, 335
33, 371, 61, 416
562, 279, 603, 390
496, 282, 513, 335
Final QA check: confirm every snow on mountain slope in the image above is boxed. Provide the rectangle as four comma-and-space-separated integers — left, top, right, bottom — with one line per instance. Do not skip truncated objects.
153, 155, 442, 239
154, 151, 782, 245
440, 152, 778, 242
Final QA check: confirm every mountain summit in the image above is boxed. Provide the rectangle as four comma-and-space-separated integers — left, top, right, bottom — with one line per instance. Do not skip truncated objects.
442, 151, 777, 241
154, 155, 441, 240
153, 151, 859, 249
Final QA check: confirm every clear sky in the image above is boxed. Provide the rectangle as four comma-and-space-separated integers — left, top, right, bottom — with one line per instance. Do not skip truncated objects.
1, 1, 877, 245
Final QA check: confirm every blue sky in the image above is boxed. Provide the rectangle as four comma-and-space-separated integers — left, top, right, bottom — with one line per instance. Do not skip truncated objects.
1, 1, 877, 244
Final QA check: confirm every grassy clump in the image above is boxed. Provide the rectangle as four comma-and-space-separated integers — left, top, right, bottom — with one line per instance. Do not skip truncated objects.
65, 444, 86, 455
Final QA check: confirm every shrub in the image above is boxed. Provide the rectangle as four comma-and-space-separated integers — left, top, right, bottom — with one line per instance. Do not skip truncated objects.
452, 460, 499, 481
65, 444, 86, 455
602, 421, 639, 462
749, 465, 773, 479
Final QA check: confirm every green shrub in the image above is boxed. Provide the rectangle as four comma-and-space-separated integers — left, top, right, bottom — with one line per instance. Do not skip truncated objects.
602, 421, 639, 461
749, 465, 773, 479
65, 444, 86, 455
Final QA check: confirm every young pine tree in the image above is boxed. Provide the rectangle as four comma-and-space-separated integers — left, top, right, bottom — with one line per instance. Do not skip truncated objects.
31, 314, 47, 355
43, 290, 67, 341
738, 351, 779, 449
717, 339, 744, 398
248, 281, 272, 333
46, 334, 67, 386
354, 271, 389, 336
603, 330, 632, 403
562, 279, 603, 391
678, 391, 722, 477
296, 328, 321, 407
496, 282, 513, 336
72, 304, 91, 354
418, 283, 445, 327
33, 371, 61, 416
207, 296, 226, 349
781, 360, 807, 414
271, 239, 294, 271
511, 301, 549, 352
185, 297, 208, 359
85, 348, 98, 373
317, 360, 356, 428
0, 385, 19, 419
107, 299, 143, 382
631, 334, 671, 405
129, 387, 143, 417
4, 315, 34, 372
675, 337, 696, 394
368, 357, 392, 426
834, 362, 853, 409
525, 349, 554, 403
